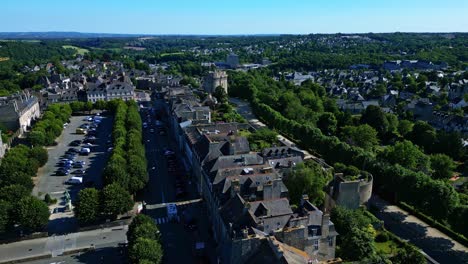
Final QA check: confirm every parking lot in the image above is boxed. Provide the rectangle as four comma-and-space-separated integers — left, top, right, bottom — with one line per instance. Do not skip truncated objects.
32, 113, 113, 234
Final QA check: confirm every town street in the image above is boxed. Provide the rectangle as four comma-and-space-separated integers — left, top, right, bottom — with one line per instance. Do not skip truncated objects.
0, 226, 128, 264
141, 97, 216, 264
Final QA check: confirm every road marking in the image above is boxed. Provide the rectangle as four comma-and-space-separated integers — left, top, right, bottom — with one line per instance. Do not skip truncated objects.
154, 217, 168, 225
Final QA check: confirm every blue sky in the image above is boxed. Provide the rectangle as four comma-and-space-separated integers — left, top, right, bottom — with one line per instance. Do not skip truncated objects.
2, 0, 467, 34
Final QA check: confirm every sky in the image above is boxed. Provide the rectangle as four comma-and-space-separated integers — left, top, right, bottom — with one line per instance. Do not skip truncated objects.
1, 0, 468, 34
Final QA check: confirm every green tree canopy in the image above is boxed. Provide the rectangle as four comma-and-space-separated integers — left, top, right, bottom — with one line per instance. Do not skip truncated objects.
0, 200, 11, 233
430, 154, 456, 180
14, 196, 50, 232
380, 140, 430, 172
285, 162, 328, 206
317, 112, 337, 135
360, 105, 389, 137
341, 124, 379, 150
75, 188, 100, 224
129, 237, 163, 264
102, 183, 133, 218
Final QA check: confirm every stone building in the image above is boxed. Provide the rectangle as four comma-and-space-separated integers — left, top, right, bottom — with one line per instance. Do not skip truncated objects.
0, 92, 40, 136
329, 173, 373, 209
202, 70, 228, 94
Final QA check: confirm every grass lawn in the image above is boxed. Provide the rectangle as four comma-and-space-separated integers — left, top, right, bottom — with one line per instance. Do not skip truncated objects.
62, 45, 89, 55
375, 240, 398, 255
160, 52, 184, 57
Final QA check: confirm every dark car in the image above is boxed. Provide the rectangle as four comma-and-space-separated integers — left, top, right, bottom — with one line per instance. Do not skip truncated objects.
69, 140, 82, 146
72, 169, 86, 174
72, 163, 84, 168
67, 148, 79, 153
56, 170, 69, 176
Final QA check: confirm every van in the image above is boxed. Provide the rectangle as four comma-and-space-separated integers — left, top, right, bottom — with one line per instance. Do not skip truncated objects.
66, 177, 83, 185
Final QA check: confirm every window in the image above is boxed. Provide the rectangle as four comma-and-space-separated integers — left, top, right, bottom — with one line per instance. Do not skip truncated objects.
312, 228, 317, 236
328, 237, 333, 247
314, 240, 319, 250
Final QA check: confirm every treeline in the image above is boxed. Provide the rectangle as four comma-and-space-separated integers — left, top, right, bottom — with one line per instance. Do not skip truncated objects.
0, 145, 49, 234
103, 100, 148, 193
29, 104, 72, 146
75, 100, 147, 224
0, 41, 74, 63
127, 214, 163, 264
229, 70, 467, 238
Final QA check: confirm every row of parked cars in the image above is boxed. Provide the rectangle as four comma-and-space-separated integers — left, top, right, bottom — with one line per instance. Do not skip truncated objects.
55, 115, 103, 185
164, 148, 188, 200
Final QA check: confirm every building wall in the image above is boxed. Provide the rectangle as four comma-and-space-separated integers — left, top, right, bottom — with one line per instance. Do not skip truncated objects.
18, 99, 40, 134
335, 176, 373, 209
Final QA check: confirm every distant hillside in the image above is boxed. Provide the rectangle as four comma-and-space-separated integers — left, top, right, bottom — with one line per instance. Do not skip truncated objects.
0, 32, 150, 39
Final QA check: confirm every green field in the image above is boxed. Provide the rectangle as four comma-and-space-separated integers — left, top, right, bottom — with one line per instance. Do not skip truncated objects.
62, 45, 89, 55
160, 52, 184, 57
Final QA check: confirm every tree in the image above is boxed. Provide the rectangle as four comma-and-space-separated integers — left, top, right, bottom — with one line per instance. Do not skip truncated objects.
434, 131, 465, 160
0, 200, 11, 233
127, 214, 158, 244
339, 227, 376, 261
430, 154, 456, 180
213, 86, 228, 103
29, 146, 48, 167
391, 244, 426, 264
14, 196, 50, 231
317, 112, 337, 135
0, 184, 30, 203
101, 183, 133, 218
380, 140, 430, 172
341, 124, 379, 150
408, 121, 436, 152
360, 105, 389, 137
75, 188, 100, 224
285, 163, 328, 206
129, 238, 163, 264
28, 130, 46, 146
397, 120, 413, 137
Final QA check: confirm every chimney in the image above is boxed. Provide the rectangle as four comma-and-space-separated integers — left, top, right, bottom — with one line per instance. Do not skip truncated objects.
271, 179, 281, 199
300, 194, 309, 207
242, 228, 249, 239
263, 181, 273, 200
321, 214, 330, 238
231, 179, 240, 198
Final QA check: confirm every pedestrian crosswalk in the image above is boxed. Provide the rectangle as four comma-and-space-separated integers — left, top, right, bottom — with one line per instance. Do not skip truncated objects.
154, 217, 169, 225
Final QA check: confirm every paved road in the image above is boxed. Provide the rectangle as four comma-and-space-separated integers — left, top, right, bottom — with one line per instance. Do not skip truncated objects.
370, 195, 468, 264
141, 98, 217, 264
32, 115, 113, 234
0, 226, 128, 264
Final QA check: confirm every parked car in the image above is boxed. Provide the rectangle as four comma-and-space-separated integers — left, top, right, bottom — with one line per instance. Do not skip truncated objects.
66, 177, 83, 185
56, 170, 70, 176
69, 140, 81, 146
67, 148, 79, 153
80, 147, 91, 155
72, 169, 86, 174
72, 163, 84, 169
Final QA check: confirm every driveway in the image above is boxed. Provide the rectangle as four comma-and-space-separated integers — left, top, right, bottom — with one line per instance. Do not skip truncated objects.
370, 195, 468, 263
32, 115, 113, 234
